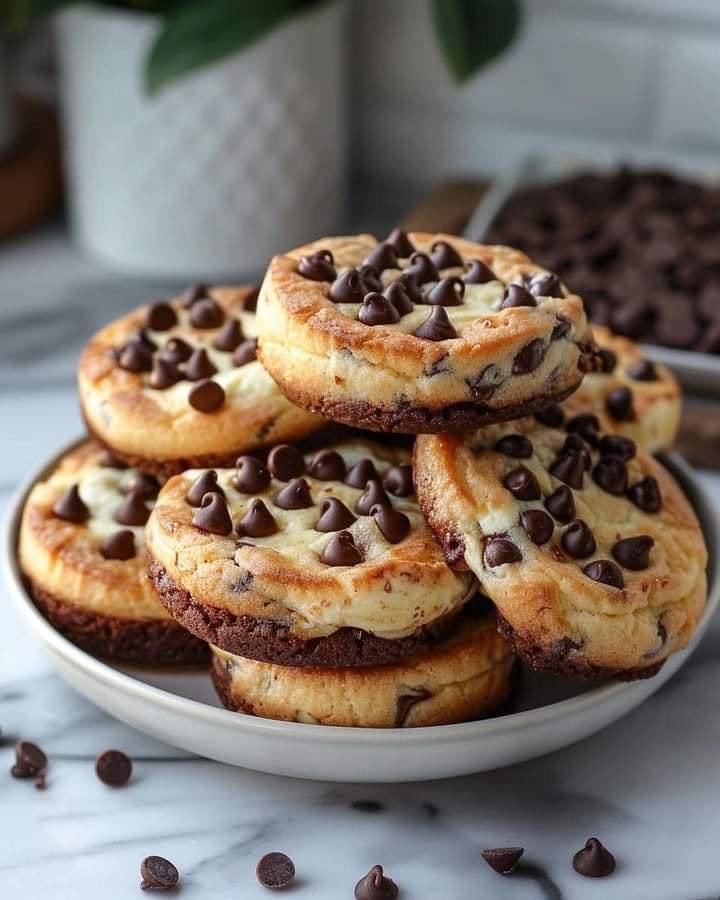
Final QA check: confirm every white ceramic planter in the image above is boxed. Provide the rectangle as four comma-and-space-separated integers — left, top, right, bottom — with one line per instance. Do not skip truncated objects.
55, 3, 346, 279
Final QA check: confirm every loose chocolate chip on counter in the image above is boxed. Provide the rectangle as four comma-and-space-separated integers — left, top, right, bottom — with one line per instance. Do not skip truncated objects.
503, 466, 541, 501
397, 272, 424, 303
212, 318, 244, 352
463, 258, 497, 284
500, 283, 537, 309
140, 855, 180, 891
53, 484, 89, 524
544, 484, 576, 523
356, 479, 391, 515
426, 276, 465, 307
330, 269, 364, 303
149, 357, 183, 390
404, 251, 439, 285
535, 404, 565, 428
181, 283, 209, 307
298, 249, 336, 282
237, 499, 278, 538
599, 434, 636, 461
592, 454, 628, 495
186, 470, 225, 507
606, 386, 634, 421
185, 348, 217, 381
233, 339, 258, 367
512, 339, 545, 375
431, 239, 463, 269
100, 530, 135, 561
191, 493, 233, 535
414, 306, 458, 341
345, 458, 379, 488
145, 302, 177, 332
626, 358, 657, 381
268, 444, 306, 481
528, 272, 564, 298
117, 340, 153, 373
95, 749, 132, 787
383, 281, 414, 316
566, 413, 600, 446
598, 348, 618, 373
188, 379, 225, 413
572, 837, 616, 878
12, 741, 47, 778
359, 264, 383, 293
387, 228, 415, 257
189, 297, 225, 329
162, 337, 193, 365
358, 292, 401, 326
233, 456, 271, 494
255, 852, 296, 890
35, 773, 46, 790
628, 475, 662, 512
484, 538, 522, 567
309, 449, 346, 481
521, 509, 554, 545
561, 520, 597, 559
612, 535, 654, 570
371, 504, 411, 544
384, 464, 414, 497
362, 242, 399, 273
320, 530, 363, 566
584, 559, 625, 588
481, 847, 525, 876
549, 453, 585, 490
354, 864, 399, 900
274, 478, 313, 510
315, 497, 356, 532
494, 434, 533, 458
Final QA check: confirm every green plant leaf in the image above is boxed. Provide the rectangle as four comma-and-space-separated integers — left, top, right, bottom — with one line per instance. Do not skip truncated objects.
430, 0, 521, 83
145, 0, 326, 95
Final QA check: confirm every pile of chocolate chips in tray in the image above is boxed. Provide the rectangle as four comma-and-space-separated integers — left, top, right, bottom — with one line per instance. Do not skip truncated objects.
18, 230, 708, 728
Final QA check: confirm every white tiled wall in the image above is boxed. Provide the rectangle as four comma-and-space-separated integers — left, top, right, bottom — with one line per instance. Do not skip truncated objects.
350, 0, 720, 184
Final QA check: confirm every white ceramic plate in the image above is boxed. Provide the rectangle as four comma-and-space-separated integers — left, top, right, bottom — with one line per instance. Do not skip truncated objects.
3, 443, 717, 783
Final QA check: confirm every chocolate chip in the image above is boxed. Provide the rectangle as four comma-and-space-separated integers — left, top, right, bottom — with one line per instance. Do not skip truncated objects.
212, 318, 244, 352
53, 484, 89, 524
544, 485, 576, 523
521, 509, 554, 545
383, 464, 414, 496
315, 497, 356, 532
330, 269, 364, 303
500, 283, 537, 309
494, 434, 533, 458
431, 240, 463, 269
255, 852, 296, 890
233, 456, 270, 494
188, 379, 225, 412
362, 242, 398, 273
605, 386, 634, 421
628, 475, 662, 512
298, 249, 336, 281
386, 228, 415, 257
114, 489, 150, 526
162, 337, 192, 365
481, 847, 525, 876
626, 358, 657, 381
484, 538, 522, 567
12, 741, 47, 778
550, 452, 585, 489
572, 838, 616, 878
566, 413, 600, 446
512, 339, 545, 374
237, 499, 278, 538
561, 519, 596, 558
592, 454, 627, 495
124, 473, 160, 498
463, 259, 497, 284
503, 466, 541, 501
371, 505, 411, 544
612, 535, 654, 570
149, 350, 184, 389
584, 559, 625, 588
181, 283, 208, 307
117, 340, 153, 373
268, 444, 305, 481
190, 297, 225, 329
186, 470, 225, 507
354, 864, 399, 900
320, 530, 363, 566
404, 251, 439, 285
396, 272, 424, 303
356, 479, 391, 515
599, 434, 636, 461
551, 315, 571, 340
95, 749, 132, 787
100, 530, 135, 561
308, 449, 346, 481
185, 347, 217, 381
466, 364, 503, 400
99, 450, 127, 469
359, 264, 383, 293
598, 348, 618, 373
35, 773, 46, 790
346, 458, 379, 488
243, 285, 260, 312
535, 404, 565, 428
426, 276, 465, 307
145, 301, 177, 332
140, 855, 180, 891
191, 493, 233, 535
233, 338, 258, 366
132, 328, 156, 350
383, 281, 414, 316
528, 272, 563, 298
274, 477, 313, 510
414, 306, 458, 341
358, 292, 400, 326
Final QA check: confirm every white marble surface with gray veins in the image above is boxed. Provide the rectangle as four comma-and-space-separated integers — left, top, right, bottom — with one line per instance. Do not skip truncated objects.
2, 225, 720, 899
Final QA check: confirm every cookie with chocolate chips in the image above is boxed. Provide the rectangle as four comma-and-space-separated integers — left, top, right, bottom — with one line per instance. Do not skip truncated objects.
145, 438, 474, 667
257, 233, 597, 434
18, 441, 207, 663
78, 283, 325, 475
414, 413, 707, 679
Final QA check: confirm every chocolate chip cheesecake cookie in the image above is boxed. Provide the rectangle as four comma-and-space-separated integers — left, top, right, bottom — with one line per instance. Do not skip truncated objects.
414, 415, 706, 679
19, 441, 207, 663
146, 438, 473, 666
79, 284, 326, 475
211, 600, 515, 727
256, 232, 598, 433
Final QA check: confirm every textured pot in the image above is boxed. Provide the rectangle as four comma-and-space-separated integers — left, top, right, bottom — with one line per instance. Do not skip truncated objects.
55, 3, 346, 279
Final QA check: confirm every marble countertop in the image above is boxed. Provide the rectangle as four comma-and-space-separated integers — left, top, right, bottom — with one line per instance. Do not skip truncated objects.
2, 224, 720, 900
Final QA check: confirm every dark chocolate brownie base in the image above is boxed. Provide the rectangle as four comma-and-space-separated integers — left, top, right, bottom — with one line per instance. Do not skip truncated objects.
31, 582, 209, 664
149, 560, 462, 667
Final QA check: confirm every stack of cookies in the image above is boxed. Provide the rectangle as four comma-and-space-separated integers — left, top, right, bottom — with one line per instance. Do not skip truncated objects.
19, 232, 708, 728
